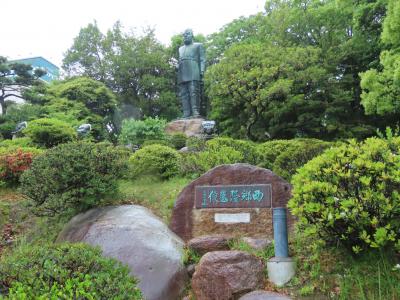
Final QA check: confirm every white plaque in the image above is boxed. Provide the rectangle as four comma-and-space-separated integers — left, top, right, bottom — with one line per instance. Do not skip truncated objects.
214, 213, 251, 223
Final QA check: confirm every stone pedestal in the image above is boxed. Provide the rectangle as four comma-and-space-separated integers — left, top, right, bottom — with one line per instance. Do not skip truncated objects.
165, 118, 204, 137
267, 257, 296, 287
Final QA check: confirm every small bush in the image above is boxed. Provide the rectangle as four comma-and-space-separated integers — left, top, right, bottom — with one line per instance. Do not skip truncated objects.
0, 122, 16, 140
129, 144, 180, 179
206, 137, 258, 164
0, 243, 142, 299
20, 141, 127, 216
256, 140, 295, 170
0, 146, 43, 186
179, 145, 244, 178
119, 117, 166, 146
168, 133, 187, 150
23, 118, 77, 148
289, 137, 400, 254
256, 139, 332, 181
186, 136, 206, 151
272, 139, 332, 181
0, 149, 33, 186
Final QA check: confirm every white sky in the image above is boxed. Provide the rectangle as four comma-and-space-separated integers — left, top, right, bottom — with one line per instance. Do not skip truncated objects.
2, 0, 265, 68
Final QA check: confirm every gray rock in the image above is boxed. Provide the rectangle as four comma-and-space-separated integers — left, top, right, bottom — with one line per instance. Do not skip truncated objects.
241, 237, 272, 250
239, 290, 293, 300
57, 205, 187, 300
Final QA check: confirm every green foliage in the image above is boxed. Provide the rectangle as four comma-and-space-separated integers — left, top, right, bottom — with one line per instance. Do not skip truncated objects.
119, 117, 166, 146
118, 176, 190, 223
205, 0, 389, 140
22, 118, 77, 148
47, 77, 117, 117
141, 139, 172, 147
20, 142, 127, 216
0, 122, 15, 140
0, 243, 142, 299
360, 0, 400, 119
0, 137, 35, 148
206, 137, 259, 164
0, 56, 46, 114
185, 136, 206, 151
168, 133, 187, 150
128, 144, 180, 179
63, 22, 180, 120
289, 137, 400, 253
206, 43, 331, 140
256, 140, 294, 170
256, 139, 332, 180
179, 145, 244, 178
228, 238, 275, 263
182, 247, 201, 266
273, 139, 332, 181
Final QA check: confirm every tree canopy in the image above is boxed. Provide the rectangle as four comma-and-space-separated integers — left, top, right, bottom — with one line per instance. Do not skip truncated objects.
0, 56, 46, 114
63, 22, 180, 120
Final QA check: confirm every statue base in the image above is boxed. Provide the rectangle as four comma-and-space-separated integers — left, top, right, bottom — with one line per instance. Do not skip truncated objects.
165, 118, 205, 138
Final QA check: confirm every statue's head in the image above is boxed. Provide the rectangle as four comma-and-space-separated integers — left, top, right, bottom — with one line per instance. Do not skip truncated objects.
183, 29, 193, 45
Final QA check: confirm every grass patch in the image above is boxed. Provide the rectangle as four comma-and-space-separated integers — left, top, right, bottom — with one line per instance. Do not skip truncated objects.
117, 176, 191, 223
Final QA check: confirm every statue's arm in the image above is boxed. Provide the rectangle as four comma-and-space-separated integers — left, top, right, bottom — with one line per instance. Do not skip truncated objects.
199, 44, 206, 76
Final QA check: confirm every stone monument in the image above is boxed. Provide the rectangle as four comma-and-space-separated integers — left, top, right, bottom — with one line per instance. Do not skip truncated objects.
170, 163, 294, 242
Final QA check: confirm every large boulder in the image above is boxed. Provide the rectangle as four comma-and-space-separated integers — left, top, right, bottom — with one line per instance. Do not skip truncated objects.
57, 205, 187, 300
170, 163, 293, 242
192, 250, 265, 300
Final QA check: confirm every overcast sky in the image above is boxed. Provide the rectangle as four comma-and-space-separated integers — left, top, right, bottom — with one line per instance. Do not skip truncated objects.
2, 0, 265, 67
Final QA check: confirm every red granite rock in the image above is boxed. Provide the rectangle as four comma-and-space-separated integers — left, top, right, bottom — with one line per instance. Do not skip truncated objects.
170, 163, 293, 242
191, 250, 265, 300
187, 234, 232, 255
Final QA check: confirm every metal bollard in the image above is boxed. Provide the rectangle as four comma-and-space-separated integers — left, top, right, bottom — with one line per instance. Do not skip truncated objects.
273, 207, 289, 258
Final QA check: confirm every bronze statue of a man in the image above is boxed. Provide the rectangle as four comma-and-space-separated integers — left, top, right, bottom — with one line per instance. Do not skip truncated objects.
178, 29, 205, 118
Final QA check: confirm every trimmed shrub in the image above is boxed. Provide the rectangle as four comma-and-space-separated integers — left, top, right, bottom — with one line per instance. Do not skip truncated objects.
179, 145, 244, 178
168, 133, 187, 150
20, 142, 127, 216
256, 139, 332, 181
23, 118, 77, 148
256, 140, 293, 170
0, 243, 142, 299
119, 117, 166, 146
272, 139, 332, 181
129, 144, 180, 179
206, 137, 258, 164
289, 137, 400, 254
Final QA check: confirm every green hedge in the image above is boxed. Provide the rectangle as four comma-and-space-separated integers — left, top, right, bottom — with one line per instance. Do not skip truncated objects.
0, 243, 142, 299
289, 137, 400, 254
20, 141, 127, 216
257, 139, 332, 180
